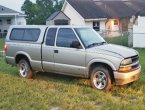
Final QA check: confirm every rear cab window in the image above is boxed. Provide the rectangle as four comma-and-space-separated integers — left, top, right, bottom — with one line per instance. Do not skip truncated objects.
45, 28, 57, 46
10, 28, 40, 42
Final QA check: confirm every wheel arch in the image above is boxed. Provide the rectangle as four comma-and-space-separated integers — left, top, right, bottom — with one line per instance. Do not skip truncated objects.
87, 59, 116, 82
15, 51, 32, 65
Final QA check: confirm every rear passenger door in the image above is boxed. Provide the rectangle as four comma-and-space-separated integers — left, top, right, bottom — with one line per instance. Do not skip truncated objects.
54, 28, 86, 76
42, 28, 57, 72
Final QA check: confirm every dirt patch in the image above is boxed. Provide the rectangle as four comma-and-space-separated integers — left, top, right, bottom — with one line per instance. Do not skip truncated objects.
50, 106, 59, 110
112, 96, 121, 102
130, 96, 137, 103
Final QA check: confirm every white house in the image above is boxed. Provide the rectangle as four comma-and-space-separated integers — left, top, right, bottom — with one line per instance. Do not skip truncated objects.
133, 16, 145, 48
0, 5, 26, 36
47, 0, 145, 37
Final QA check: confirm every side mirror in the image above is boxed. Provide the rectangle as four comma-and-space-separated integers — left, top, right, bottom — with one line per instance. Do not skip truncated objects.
70, 41, 81, 49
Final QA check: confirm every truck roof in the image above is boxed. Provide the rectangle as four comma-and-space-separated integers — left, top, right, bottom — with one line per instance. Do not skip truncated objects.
9, 25, 89, 29
9, 25, 48, 29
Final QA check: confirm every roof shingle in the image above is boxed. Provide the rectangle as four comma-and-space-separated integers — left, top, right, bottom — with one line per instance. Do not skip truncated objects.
66, 0, 145, 19
67, 0, 107, 19
0, 5, 23, 15
47, 11, 60, 21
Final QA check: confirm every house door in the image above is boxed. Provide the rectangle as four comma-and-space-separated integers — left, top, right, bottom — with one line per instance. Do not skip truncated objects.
113, 19, 119, 31
107, 19, 120, 36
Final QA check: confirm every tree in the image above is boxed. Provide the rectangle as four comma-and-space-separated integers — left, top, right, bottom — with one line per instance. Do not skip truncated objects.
21, 0, 34, 24
22, 0, 64, 24
36, 0, 55, 24
54, 0, 64, 11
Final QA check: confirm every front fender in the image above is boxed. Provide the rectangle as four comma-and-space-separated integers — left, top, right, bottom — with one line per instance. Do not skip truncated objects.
87, 58, 117, 75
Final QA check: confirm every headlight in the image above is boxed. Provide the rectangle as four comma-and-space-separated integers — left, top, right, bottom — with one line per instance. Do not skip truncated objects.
120, 58, 132, 66
119, 58, 133, 72
135, 50, 139, 55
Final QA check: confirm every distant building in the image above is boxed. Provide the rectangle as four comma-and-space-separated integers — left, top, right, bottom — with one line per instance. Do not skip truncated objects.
46, 0, 145, 37
0, 5, 26, 36
132, 5, 145, 48
46, 11, 70, 25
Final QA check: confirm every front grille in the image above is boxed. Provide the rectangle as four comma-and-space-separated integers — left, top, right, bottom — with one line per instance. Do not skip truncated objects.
131, 55, 140, 70
132, 55, 139, 64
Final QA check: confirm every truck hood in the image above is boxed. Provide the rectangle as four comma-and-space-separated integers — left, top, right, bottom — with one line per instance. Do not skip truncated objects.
87, 44, 137, 58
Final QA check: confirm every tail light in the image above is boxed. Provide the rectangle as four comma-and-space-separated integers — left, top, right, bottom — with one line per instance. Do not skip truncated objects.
4, 44, 8, 52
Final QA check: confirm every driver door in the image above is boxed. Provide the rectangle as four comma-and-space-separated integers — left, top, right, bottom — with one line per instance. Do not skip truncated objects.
54, 28, 86, 76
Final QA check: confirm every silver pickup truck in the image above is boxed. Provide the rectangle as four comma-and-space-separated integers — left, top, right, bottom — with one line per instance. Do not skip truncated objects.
4, 25, 141, 90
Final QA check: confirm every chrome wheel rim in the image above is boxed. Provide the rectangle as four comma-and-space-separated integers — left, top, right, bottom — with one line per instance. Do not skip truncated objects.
19, 63, 27, 78
93, 71, 107, 90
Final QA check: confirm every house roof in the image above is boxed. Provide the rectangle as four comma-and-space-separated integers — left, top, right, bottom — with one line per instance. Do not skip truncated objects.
138, 8, 145, 16
47, 11, 70, 21
66, 0, 107, 19
97, 0, 145, 18
66, 0, 145, 19
138, 7, 145, 16
0, 5, 25, 15
47, 11, 60, 21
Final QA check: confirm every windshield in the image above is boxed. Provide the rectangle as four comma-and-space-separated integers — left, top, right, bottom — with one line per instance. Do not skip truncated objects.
75, 28, 106, 48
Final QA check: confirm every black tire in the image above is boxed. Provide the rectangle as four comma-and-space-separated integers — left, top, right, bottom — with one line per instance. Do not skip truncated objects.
90, 66, 112, 91
18, 59, 33, 79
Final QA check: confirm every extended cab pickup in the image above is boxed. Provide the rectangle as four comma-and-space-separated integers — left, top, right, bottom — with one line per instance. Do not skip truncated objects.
4, 25, 141, 90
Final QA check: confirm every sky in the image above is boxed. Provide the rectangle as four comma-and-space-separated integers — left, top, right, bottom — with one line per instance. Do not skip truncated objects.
0, 0, 36, 12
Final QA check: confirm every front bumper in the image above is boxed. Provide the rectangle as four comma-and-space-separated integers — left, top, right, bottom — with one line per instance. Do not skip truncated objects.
114, 66, 141, 85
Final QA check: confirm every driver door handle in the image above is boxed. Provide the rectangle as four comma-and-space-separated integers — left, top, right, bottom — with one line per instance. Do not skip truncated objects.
54, 50, 59, 53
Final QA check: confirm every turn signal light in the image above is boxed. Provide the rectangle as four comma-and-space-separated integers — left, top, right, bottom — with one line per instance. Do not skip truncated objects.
118, 66, 132, 72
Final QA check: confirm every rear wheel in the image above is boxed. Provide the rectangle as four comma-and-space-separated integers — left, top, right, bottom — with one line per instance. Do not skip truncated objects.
18, 59, 33, 79
90, 66, 112, 91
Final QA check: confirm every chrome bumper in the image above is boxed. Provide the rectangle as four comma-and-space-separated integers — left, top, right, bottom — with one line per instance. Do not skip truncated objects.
114, 66, 141, 85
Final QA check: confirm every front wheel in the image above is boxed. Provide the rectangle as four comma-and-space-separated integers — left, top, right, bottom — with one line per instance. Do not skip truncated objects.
90, 66, 112, 91
18, 59, 33, 79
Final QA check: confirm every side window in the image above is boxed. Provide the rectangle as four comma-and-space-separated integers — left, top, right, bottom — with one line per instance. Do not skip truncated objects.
10, 28, 40, 41
56, 28, 79, 48
23, 29, 40, 41
10, 29, 25, 40
46, 28, 57, 46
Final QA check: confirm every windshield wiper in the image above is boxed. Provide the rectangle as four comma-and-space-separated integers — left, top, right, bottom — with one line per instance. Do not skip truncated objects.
100, 41, 107, 45
87, 42, 107, 48
87, 43, 99, 48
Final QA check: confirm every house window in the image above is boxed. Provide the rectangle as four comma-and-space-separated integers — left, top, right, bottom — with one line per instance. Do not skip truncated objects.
54, 19, 69, 25
7, 19, 11, 24
3, 30, 8, 36
0, 20, 2, 25
0, 29, 2, 37
93, 21, 100, 31
114, 20, 119, 25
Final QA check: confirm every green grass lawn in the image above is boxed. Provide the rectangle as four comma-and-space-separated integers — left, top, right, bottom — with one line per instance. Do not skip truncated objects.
105, 36, 128, 47
0, 38, 5, 50
0, 38, 145, 110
